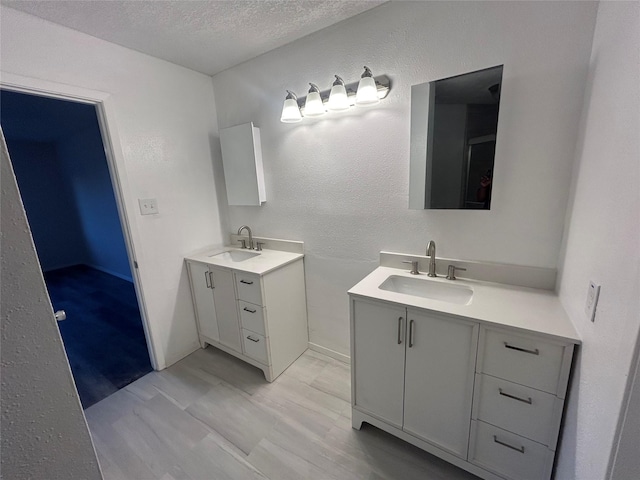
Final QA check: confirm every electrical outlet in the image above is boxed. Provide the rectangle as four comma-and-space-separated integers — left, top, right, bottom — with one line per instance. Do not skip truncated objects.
138, 198, 159, 215
585, 281, 601, 322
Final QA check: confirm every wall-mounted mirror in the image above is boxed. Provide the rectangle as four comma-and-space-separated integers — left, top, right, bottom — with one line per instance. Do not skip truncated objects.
409, 65, 503, 210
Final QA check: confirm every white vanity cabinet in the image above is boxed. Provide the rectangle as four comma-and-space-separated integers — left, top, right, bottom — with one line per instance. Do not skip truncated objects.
351, 298, 478, 459
187, 257, 308, 382
469, 326, 575, 480
187, 262, 242, 352
350, 294, 576, 480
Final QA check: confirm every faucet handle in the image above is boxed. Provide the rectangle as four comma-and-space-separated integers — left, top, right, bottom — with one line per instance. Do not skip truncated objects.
238, 239, 247, 249
446, 264, 467, 280
402, 260, 420, 275
255, 242, 266, 251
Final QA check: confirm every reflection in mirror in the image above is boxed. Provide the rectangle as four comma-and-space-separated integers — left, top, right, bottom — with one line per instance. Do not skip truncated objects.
409, 65, 503, 210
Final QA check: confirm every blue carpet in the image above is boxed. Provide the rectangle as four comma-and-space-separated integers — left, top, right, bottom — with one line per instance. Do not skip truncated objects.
45, 265, 153, 409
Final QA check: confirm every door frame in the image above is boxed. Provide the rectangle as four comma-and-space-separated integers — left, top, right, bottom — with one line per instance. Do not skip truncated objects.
1, 72, 159, 370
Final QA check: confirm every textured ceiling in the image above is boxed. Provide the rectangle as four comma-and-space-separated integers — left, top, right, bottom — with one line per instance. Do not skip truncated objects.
2, 0, 386, 76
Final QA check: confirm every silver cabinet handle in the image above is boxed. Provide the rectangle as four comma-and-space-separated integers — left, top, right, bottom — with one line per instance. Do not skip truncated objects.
204, 271, 211, 288
499, 388, 533, 405
246, 335, 260, 343
54, 310, 66, 321
243, 307, 257, 313
408, 319, 415, 348
209, 271, 214, 288
504, 342, 539, 355
397, 317, 403, 344
493, 435, 525, 454
240, 279, 254, 285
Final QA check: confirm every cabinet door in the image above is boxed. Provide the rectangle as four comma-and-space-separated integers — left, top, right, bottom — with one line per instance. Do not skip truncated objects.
188, 261, 219, 341
352, 299, 406, 428
211, 267, 242, 352
403, 309, 478, 458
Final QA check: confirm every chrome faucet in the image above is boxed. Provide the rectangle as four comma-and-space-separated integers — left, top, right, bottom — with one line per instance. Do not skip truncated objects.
237, 225, 254, 250
426, 240, 437, 277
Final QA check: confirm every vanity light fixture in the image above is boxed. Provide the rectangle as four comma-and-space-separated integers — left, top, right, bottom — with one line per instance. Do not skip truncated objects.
280, 90, 302, 123
327, 75, 350, 111
279, 67, 390, 123
303, 83, 326, 117
355, 66, 380, 106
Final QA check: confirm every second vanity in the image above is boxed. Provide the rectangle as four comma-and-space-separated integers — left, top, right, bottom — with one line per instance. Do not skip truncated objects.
349, 252, 580, 480
185, 236, 308, 382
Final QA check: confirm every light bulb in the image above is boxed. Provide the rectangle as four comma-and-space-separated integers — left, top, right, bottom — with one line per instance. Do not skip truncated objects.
280, 90, 302, 123
304, 83, 326, 117
327, 75, 350, 111
355, 66, 380, 107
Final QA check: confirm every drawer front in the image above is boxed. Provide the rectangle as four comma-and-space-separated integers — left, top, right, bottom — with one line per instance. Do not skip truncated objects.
480, 328, 565, 394
242, 329, 269, 365
235, 273, 263, 305
474, 374, 560, 447
239, 300, 266, 336
470, 420, 553, 480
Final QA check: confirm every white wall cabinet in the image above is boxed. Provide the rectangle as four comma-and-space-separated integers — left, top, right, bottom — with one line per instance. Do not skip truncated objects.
219, 122, 266, 206
187, 258, 307, 381
350, 295, 575, 480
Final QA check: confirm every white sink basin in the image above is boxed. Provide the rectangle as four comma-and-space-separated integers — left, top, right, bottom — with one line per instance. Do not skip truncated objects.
209, 250, 260, 262
379, 275, 473, 305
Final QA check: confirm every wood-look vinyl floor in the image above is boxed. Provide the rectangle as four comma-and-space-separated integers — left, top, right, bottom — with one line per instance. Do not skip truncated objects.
86, 347, 480, 480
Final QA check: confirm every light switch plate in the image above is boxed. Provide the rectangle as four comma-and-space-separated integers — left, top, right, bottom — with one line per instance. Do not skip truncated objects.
138, 198, 159, 215
585, 281, 601, 322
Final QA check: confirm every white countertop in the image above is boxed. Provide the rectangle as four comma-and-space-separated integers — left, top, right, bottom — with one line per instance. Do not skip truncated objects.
185, 246, 303, 275
348, 267, 580, 344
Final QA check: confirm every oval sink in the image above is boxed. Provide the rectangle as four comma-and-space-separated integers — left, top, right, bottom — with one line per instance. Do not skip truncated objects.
209, 250, 260, 262
379, 275, 473, 305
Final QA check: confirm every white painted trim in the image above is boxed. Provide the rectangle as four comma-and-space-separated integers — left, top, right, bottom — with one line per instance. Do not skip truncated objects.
0, 72, 161, 370
308, 342, 351, 364
163, 342, 201, 370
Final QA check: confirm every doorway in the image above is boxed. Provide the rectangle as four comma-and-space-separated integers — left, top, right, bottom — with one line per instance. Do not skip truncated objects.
1, 89, 152, 408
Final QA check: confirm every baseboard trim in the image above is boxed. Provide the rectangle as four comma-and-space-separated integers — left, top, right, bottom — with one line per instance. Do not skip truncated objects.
161, 342, 200, 370
86, 263, 133, 282
308, 342, 350, 364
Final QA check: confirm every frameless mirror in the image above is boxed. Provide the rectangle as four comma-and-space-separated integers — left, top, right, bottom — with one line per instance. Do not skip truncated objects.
409, 65, 503, 210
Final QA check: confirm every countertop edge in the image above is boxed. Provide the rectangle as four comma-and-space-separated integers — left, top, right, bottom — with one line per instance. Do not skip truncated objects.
348, 267, 581, 345
185, 248, 304, 276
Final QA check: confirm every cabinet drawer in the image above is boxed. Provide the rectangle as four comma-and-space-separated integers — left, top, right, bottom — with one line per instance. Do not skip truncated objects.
473, 374, 560, 447
235, 273, 263, 305
470, 420, 553, 480
479, 328, 565, 394
239, 300, 266, 336
242, 329, 269, 365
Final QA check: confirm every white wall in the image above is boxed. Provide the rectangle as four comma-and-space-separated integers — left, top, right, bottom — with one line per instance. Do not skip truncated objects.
0, 6, 225, 368
555, 2, 640, 479
212, 1, 598, 356
1, 135, 102, 479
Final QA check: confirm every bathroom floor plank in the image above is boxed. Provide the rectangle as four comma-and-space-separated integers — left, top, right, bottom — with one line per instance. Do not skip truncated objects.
88, 347, 480, 480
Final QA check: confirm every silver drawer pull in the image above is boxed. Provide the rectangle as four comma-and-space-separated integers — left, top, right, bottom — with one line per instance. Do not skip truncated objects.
504, 342, 539, 355
246, 335, 260, 343
493, 435, 525, 454
499, 388, 532, 405
204, 271, 211, 288
408, 319, 415, 348
243, 307, 257, 313
240, 279, 254, 285
397, 317, 403, 344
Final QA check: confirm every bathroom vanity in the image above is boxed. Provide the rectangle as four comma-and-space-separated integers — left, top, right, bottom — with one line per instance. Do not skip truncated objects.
185, 237, 308, 381
349, 253, 580, 480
